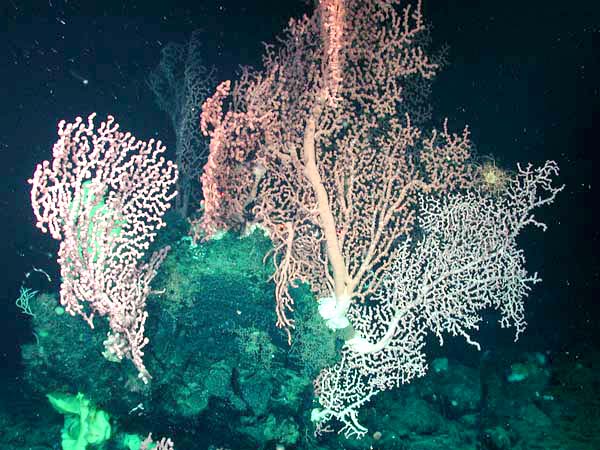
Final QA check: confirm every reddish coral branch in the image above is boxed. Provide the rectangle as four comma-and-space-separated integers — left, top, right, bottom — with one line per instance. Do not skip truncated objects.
197, 0, 471, 336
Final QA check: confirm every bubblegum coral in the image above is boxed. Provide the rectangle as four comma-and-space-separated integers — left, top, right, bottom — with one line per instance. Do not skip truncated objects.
140, 434, 175, 450
313, 161, 563, 437
29, 113, 178, 383
198, 0, 472, 341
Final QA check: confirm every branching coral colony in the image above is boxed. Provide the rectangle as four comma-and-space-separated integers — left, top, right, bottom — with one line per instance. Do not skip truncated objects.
196, 0, 563, 438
